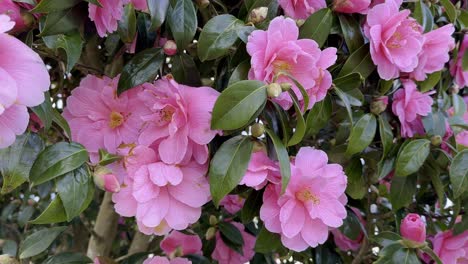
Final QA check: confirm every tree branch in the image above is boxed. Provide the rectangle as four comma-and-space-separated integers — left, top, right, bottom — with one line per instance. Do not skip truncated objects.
128, 231, 151, 255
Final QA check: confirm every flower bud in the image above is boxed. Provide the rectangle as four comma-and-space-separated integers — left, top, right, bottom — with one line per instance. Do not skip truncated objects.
163, 40, 177, 56
295, 19, 305, 27
248, 7, 268, 24
280, 82, 292, 91
400, 213, 426, 244
209, 215, 218, 226
431, 135, 442, 146
94, 166, 121, 193
267, 83, 282, 98
205, 227, 216, 240
370, 96, 389, 115
196, 0, 210, 8
251, 123, 265, 137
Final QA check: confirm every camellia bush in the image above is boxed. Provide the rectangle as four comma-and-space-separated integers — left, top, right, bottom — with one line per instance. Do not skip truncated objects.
0, 0, 468, 263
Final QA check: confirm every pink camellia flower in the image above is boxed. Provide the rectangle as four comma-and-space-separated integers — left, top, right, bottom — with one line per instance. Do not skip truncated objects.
219, 195, 245, 214
400, 213, 426, 243
431, 230, 468, 264
247, 16, 337, 110
0, 0, 31, 33
278, 0, 326, 19
138, 78, 220, 165
331, 207, 366, 252
411, 25, 455, 81
364, 1, 424, 80
128, 0, 148, 11
450, 35, 468, 88
0, 15, 50, 148
239, 151, 280, 190
160, 231, 202, 256
63, 75, 148, 162
333, 0, 370, 14
88, 0, 125, 37
143, 256, 192, 264
112, 145, 211, 235
392, 80, 434, 138
260, 147, 348, 251
456, 131, 468, 148
211, 222, 256, 264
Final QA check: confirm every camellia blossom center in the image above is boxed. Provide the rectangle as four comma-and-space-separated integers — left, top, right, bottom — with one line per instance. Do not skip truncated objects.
109, 111, 125, 129
296, 187, 320, 205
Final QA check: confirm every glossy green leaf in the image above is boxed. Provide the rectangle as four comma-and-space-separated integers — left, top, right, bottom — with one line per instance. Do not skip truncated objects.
31, 0, 81, 13
53, 109, 71, 139
228, 60, 250, 86
338, 43, 375, 79
338, 15, 364, 53
334, 72, 362, 92
462, 49, 468, 71
219, 221, 244, 248
452, 94, 467, 117
39, 8, 80, 36
420, 246, 443, 264
265, 128, 291, 193
379, 116, 394, 158
31, 92, 53, 130
198, 14, 244, 61
254, 226, 282, 253
57, 166, 90, 221
30, 142, 89, 186
417, 71, 441, 92
43, 31, 83, 73
450, 150, 468, 198
422, 111, 446, 137
459, 9, 468, 28
299, 8, 333, 47
118, 3, 137, 43
395, 139, 430, 177
346, 114, 377, 156
306, 95, 332, 136
287, 91, 306, 147
211, 80, 266, 130
117, 48, 164, 95
98, 149, 122, 166
44, 252, 93, 264
345, 158, 366, 199
147, 0, 169, 30
241, 189, 263, 223
19, 226, 67, 259
84, 0, 101, 6
171, 53, 201, 86
167, 0, 197, 49
390, 174, 417, 210
440, 0, 457, 23
334, 86, 353, 124
414, 0, 434, 32
339, 207, 363, 240
209, 136, 253, 206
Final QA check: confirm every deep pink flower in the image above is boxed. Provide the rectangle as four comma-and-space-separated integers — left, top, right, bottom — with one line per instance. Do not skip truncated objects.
392, 80, 434, 138
247, 16, 337, 110
0, 15, 50, 148
450, 35, 468, 87
333, 0, 370, 14
240, 151, 280, 190
411, 25, 455, 81
63, 75, 148, 162
143, 256, 192, 264
260, 147, 347, 251
432, 230, 468, 264
219, 195, 245, 214
138, 78, 220, 165
331, 207, 366, 252
88, 0, 125, 37
400, 213, 426, 243
278, 0, 326, 19
364, 1, 424, 80
160, 230, 202, 256
211, 222, 256, 264
0, 0, 30, 33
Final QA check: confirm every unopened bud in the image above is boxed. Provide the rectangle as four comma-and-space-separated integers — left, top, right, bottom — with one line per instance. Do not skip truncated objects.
251, 123, 265, 137
196, 0, 210, 8
248, 7, 268, 24
280, 82, 292, 91
205, 227, 216, 240
209, 215, 218, 226
370, 96, 389, 115
431, 135, 442, 146
163, 40, 177, 56
296, 19, 305, 27
267, 83, 282, 98
94, 166, 121, 193
0, 255, 19, 264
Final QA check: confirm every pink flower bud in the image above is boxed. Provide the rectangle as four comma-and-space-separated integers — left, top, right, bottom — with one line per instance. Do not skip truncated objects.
400, 213, 426, 244
94, 167, 121, 193
0, 0, 32, 34
163, 40, 177, 56
333, 0, 370, 14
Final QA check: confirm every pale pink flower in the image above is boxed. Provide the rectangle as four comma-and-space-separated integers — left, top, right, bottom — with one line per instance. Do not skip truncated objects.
0, 0, 30, 33
160, 230, 202, 256
211, 222, 256, 264
138, 78, 220, 165
240, 151, 280, 190
278, 0, 326, 19
260, 147, 348, 251
143, 256, 192, 264
0, 15, 50, 148
247, 16, 337, 110
63, 75, 148, 161
364, 1, 424, 80
400, 213, 426, 243
127, 0, 147, 11
88, 0, 125, 37
392, 80, 434, 138
333, 0, 370, 14
411, 25, 455, 81
331, 207, 365, 252
219, 195, 245, 214
450, 35, 468, 88
432, 230, 468, 264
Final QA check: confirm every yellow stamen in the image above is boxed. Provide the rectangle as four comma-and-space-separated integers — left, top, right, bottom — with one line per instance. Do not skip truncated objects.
109, 111, 124, 129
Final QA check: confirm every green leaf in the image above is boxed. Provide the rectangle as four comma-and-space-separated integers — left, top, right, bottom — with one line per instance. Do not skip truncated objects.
19, 226, 68, 259
0, 133, 44, 194
57, 166, 90, 221
43, 31, 83, 73
339, 207, 363, 240
299, 8, 333, 47
453, 214, 468, 235
379, 116, 394, 158
98, 149, 122, 166
30, 142, 89, 186
31, 92, 53, 130
345, 158, 366, 199
209, 136, 254, 206
228, 60, 250, 86
375, 231, 402, 247
422, 111, 446, 137
84, 0, 101, 6
241, 189, 264, 223
211, 80, 266, 130
31, 0, 81, 13
218, 221, 244, 248
171, 53, 201, 86
424, 161, 444, 208
118, 3, 137, 43
459, 9, 468, 28
334, 72, 362, 92
147, 0, 169, 30
306, 95, 332, 136
452, 94, 467, 117
52, 109, 71, 139
395, 139, 430, 177
390, 174, 417, 210
167, 0, 197, 49
254, 226, 282, 253
338, 43, 375, 79
117, 48, 165, 95
391, 248, 421, 264
334, 86, 353, 124
338, 15, 364, 53
417, 71, 441, 93
39, 9, 80, 36
414, 0, 434, 33
439, 0, 457, 23
265, 128, 291, 193
198, 15, 244, 61
287, 91, 306, 147
420, 246, 443, 264
450, 150, 468, 198
346, 114, 377, 156
44, 252, 93, 264
462, 48, 468, 71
